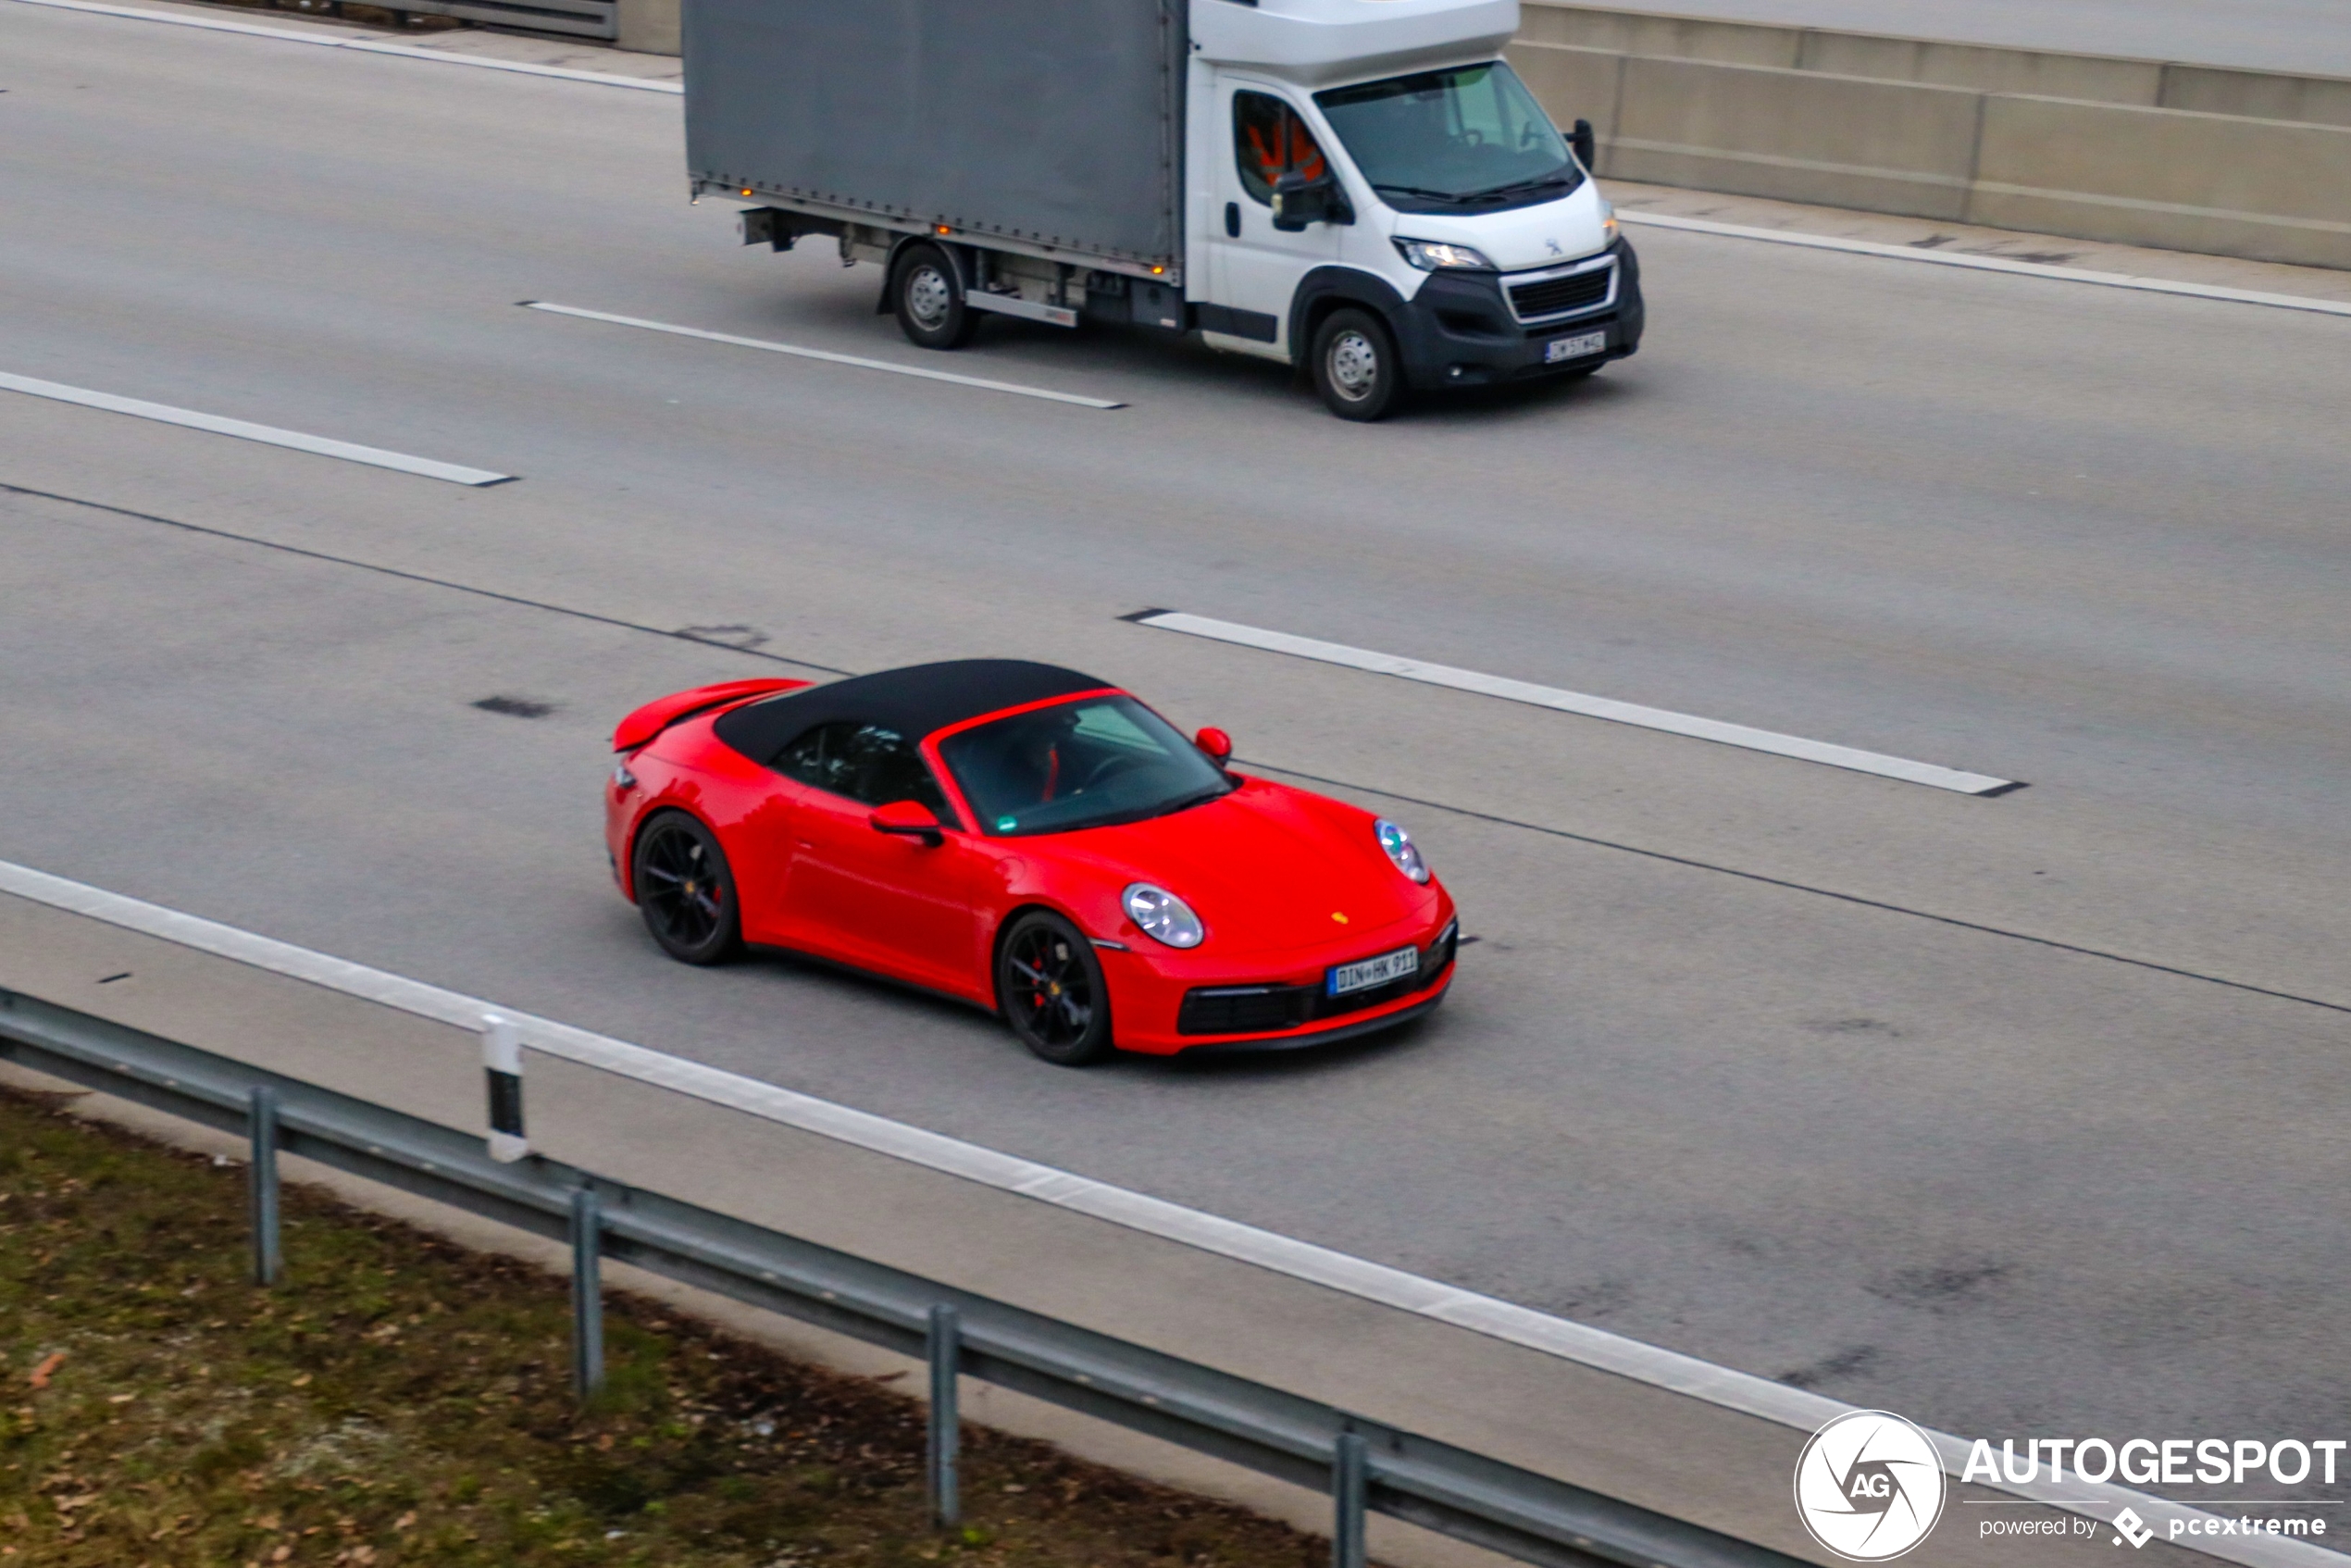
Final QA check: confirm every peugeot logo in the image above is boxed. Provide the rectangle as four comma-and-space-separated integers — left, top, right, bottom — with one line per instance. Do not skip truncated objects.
1544, 237, 1563, 255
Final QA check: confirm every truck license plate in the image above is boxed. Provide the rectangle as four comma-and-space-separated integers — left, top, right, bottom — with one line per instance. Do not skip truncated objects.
1329, 945, 1420, 996
1546, 330, 1608, 363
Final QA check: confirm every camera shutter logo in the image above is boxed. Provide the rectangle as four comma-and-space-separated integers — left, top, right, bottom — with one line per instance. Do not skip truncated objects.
1794, 1411, 1947, 1561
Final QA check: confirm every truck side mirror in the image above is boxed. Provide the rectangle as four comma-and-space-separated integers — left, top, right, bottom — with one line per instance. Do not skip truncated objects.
1571, 118, 1597, 173
1271, 169, 1352, 231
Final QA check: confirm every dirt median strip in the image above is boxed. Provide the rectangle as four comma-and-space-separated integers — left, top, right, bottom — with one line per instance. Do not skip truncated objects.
0, 1083, 1325, 1568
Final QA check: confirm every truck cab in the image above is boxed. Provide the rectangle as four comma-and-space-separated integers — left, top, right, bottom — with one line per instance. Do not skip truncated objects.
1188, 0, 1640, 417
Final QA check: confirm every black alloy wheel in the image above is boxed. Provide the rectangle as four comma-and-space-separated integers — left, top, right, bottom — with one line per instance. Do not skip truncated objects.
631, 812, 742, 964
997, 912, 1113, 1065
1311, 305, 1403, 422
892, 241, 981, 351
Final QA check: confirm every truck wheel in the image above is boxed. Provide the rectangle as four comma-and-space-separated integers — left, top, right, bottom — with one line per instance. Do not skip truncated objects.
892, 243, 979, 350
1311, 307, 1402, 421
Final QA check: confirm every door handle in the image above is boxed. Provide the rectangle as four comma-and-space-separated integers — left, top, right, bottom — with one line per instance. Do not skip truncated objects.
1225, 201, 1240, 238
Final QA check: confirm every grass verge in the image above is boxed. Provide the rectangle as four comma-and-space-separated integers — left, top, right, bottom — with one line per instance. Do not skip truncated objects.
0, 1084, 1325, 1568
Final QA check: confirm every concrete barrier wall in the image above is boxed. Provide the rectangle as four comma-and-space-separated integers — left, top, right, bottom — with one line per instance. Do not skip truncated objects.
1606, 54, 1984, 220
1507, 37, 2351, 270
1971, 95, 2351, 269
1798, 32, 2158, 104
616, 0, 677, 55
1515, 4, 1796, 67
1505, 41, 1625, 144
1520, 1, 2351, 124
2160, 64, 2351, 129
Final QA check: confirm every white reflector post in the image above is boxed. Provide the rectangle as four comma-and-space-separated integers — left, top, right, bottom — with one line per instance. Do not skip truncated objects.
481, 1014, 528, 1163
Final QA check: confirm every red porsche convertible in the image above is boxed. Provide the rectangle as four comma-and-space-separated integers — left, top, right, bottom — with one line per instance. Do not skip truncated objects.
603, 660, 1457, 1064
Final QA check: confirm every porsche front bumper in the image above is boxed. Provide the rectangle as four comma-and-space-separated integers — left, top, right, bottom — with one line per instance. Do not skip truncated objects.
1100, 910, 1458, 1055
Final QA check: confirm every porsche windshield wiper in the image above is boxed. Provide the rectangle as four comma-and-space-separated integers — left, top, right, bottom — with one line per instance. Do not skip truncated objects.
1153, 784, 1235, 818
1085, 783, 1235, 832
1017, 782, 1233, 837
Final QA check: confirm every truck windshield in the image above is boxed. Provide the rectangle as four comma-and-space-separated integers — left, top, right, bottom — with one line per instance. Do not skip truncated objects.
1314, 63, 1582, 215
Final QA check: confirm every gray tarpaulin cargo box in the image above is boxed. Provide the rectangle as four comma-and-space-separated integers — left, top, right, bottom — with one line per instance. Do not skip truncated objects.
683, 0, 1188, 273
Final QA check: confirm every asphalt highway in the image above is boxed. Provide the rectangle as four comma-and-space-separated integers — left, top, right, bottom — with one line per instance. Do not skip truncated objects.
6, 3, 2351, 1486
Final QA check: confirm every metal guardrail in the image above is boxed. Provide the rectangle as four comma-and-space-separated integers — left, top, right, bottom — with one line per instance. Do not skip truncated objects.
0, 985, 1810, 1568
295, 0, 615, 41
425, 0, 613, 42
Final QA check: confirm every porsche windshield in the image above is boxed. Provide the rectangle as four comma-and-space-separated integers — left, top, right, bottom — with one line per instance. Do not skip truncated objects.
1314, 62, 1582, 214
939, 696, 1233, 838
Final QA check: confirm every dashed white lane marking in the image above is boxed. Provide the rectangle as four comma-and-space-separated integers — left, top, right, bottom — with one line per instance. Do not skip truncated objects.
521, 302, 1126, 410
6, 0, 686, 92
0, 371, 515, 486
1621, 211, 2351, 319
1128, 609, 2021, 796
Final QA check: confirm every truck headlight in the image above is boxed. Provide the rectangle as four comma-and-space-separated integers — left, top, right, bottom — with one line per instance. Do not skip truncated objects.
1394, 239, 1496, 271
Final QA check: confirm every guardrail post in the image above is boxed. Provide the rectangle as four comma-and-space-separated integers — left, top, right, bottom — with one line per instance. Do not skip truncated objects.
481, 1014, 528, 1163
248, 1086, 281, 1286
1333, 1432, 1368, 1568
927, 1303, 961, 1530
570, 1188, 604, 1400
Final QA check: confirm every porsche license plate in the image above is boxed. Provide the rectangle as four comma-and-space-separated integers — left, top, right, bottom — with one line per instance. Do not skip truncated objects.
1546, 330, 1608, 363
1329, 945, 1420, 996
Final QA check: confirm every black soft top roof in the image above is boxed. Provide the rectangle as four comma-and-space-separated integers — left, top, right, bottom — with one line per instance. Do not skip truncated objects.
713, 659, 1115, 763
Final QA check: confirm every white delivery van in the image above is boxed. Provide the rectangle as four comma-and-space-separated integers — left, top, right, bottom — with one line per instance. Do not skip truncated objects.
686, 0, 1642, 420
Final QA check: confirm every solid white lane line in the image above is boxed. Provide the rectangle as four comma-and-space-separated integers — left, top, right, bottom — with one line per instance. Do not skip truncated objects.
522, 302, 1126, 410
0, 371, 514, 486
0, 854, 2320, 1568
1130, 610, 2020, 796
1622, 211, 2351, 319
6, 0, 686, 93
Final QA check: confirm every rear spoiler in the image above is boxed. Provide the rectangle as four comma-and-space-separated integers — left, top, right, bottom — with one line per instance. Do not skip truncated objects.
612, 678, 812, 753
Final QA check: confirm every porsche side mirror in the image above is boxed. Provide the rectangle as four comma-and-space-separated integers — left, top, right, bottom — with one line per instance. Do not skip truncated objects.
1194, 727, 1234, 765
1271, 169, 1351, 231
869, 800, 945, 847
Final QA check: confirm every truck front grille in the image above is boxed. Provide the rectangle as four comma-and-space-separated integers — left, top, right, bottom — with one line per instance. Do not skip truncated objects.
1506, 259, 1616, 323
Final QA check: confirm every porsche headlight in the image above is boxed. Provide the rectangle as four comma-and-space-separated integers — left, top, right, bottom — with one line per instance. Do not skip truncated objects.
1123, 883, 1204, 948
1375, 819, 1431, 884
